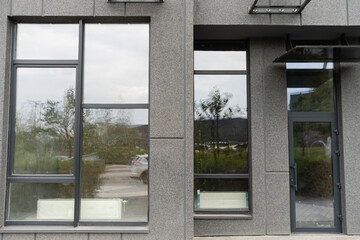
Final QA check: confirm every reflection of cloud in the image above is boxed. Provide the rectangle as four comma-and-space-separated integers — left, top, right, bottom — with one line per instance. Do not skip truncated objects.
17, 24, 79, 59
83, 24, 149, 104
16, 68, 76, 116
194, 51, 246, 70
195, 75, 247, 118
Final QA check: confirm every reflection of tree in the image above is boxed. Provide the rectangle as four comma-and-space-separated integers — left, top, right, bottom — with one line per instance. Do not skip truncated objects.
195, 88, 242, 170
42, 88, 75, 158
83, 109, 148, 165
290, 78, 333, 112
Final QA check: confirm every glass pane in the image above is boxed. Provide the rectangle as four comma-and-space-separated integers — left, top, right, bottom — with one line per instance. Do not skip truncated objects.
81, 109, 148, 221
194, 75, 248, 174
194, 51, 246, 70
83, 24, 149, 104
287, 63, 335, 112
293, 122, 335, 228
16, 24, 79, 59
14, 68, 76, 174
8, 183, 74, 221
194, 178, 248, 210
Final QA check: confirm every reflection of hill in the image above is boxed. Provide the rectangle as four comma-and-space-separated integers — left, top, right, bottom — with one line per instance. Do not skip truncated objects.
195, 117, 248, 143
130, 125, 148, 136
290, 91, 311, 109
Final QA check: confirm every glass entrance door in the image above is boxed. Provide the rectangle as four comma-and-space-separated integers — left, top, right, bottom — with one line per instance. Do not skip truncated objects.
287, 63, 341, 232
289, 118, 341, 231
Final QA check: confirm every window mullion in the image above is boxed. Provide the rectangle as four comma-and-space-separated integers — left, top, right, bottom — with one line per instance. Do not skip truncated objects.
73, 20, 85, 227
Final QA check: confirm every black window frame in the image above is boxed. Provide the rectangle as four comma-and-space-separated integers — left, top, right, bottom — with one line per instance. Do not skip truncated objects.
5, 20, 150, 227
193, 40, 251, 215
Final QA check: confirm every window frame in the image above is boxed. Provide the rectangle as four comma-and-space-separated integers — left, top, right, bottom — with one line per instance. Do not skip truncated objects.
193, 40, 251, 215
5, 20, 150, 226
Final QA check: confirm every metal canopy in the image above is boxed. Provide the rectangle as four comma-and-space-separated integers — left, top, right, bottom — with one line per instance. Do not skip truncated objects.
249, 0, 311, 14
274, 46, 360, 63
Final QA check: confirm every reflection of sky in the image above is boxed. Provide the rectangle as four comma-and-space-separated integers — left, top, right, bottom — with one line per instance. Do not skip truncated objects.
287, 88, 313, 110
286, 62, 332, 110
16, 68, 76, 121
286, 63, 334, 69
87, 109, 148, 126
16, 24, 79, 59
194, 51, 246, 71
194, 75, 247, 118
83, 24, 149, 104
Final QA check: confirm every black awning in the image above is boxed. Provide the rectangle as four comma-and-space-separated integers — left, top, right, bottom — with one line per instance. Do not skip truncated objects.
274, 46, 360, 63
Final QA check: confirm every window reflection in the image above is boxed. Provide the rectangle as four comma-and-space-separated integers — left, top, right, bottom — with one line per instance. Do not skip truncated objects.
194, 51, 246, 71
80, 109, 148, 221
287, 64, 335, 112
195, 179, 248, 210
16, 24, 79, 60
14, 68, 76, 174
8, 183, 74, 220
83, 24, 149, 104
194, 75, 248, 174
293, 122, 335, 228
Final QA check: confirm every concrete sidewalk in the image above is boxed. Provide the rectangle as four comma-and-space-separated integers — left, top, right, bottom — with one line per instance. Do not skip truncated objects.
195, 235, 360, 240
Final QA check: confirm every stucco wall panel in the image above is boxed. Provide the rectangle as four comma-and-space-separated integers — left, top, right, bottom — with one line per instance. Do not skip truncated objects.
194, 0, 270, 25
36, 234, 88, 240
12, 0, 42, 16
94, 0, 125, 16
348, 0, 360, 25
301, 0, 347, 26
89, 233, 121, 240
43, 0, 94, 16
127, 1, 185, 139
3, 234, 35, 240
263, 40, 289, 172
340, 63, 360, 234
266, 173, 290, 234
123, 139, 185, 240
270, 0, 301, 25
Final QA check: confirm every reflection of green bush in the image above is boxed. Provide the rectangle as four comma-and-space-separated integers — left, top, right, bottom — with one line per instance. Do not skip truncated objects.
14, 153, 62, 174
194, 148, 248, 174
294, 147, 333, 199
58, 158, 105, 198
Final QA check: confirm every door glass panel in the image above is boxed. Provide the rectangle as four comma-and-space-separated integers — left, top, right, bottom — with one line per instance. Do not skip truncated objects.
293, 122, 335, 228
287, 63, 335, 112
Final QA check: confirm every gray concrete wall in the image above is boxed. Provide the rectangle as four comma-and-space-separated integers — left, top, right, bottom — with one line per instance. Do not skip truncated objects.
0, 0, 194, 239
195, 0, 354, 26
340, 61, 360, 235
194, 38, 290, 237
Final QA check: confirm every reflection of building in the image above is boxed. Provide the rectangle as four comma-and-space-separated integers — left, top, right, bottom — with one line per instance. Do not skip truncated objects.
2, 0, 360, 239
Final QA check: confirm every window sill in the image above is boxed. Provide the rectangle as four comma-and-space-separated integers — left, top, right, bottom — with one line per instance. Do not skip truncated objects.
194, 214, 252, 220
0, 225, 149, 234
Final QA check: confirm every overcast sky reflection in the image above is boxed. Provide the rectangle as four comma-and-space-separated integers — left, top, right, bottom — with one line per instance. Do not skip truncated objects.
83, 24, 149, 104
15, 23, 149, 126
195, 75, 247, 118
194, 51, 246, 71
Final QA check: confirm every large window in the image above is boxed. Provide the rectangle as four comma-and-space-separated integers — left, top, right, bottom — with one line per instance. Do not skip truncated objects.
194, 41, 249, 213
6, 22, 149, 225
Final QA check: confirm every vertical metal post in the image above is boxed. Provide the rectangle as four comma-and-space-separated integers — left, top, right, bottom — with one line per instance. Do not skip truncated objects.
74, 20, 85, 227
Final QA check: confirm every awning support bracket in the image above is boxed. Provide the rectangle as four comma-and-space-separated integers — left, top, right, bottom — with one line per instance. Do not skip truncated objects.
249, 0, 311, 14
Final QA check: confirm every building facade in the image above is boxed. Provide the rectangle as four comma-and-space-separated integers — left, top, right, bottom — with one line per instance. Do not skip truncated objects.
0, 0, 360, 239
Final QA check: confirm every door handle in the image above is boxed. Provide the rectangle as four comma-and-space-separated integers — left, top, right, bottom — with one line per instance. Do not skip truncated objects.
290, 163, 298, 191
